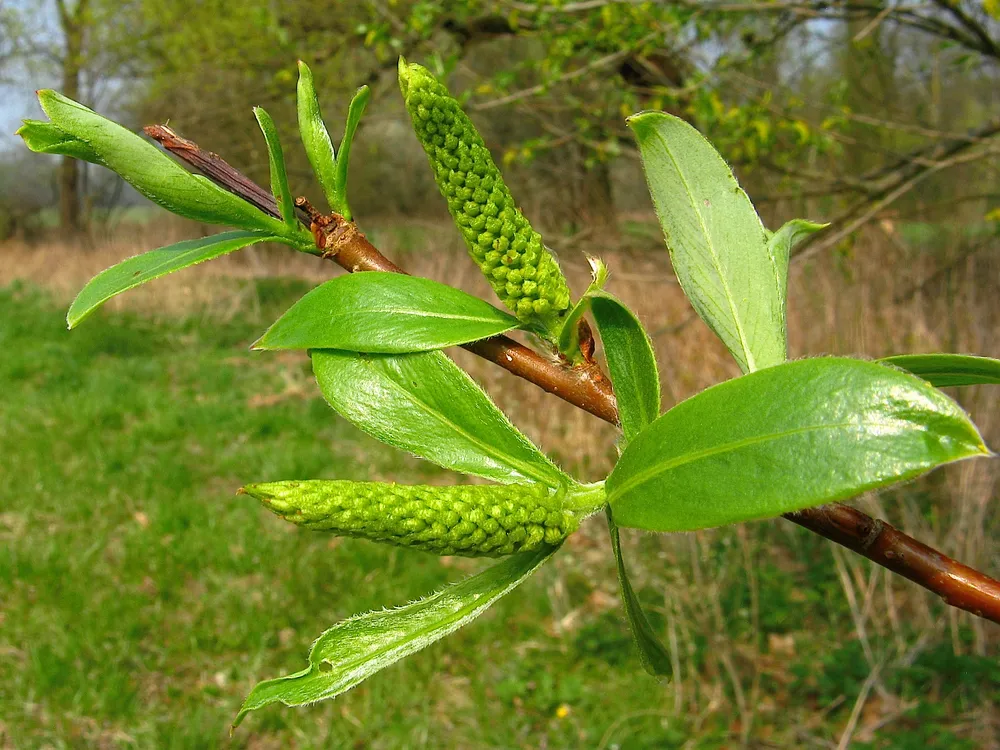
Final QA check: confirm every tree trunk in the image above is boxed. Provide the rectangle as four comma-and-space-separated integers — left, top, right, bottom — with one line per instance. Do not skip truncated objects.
57, 0, 88, 232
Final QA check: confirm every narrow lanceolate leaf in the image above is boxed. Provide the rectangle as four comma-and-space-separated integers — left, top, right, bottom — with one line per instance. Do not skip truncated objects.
296, 61, 339, 212
628, 111, 783, 374
255, 272, 521, 353
606, 509, 672, 677
766, 219, 827, 309
254, 107, 297, 229
35, 91, 290, 236
606, 357, 990, 532
879, 354, 1000, 387
334, 85, 371, 221
67, 231, 280, 328
590, 293, 660, 443
17, 120, 105, 166
234, 543, 558, 726
312, 349, 570, 488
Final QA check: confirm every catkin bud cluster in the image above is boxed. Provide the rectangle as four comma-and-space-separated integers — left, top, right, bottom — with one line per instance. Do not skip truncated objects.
243, 480, 580, 557
398, 60, 572, 334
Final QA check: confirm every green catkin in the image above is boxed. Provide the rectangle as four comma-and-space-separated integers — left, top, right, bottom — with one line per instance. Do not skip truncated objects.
398, 60, 572, 335
243, 480, 581, 557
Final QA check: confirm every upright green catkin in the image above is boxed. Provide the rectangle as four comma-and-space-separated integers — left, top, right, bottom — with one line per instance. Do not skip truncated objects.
243, 480, 582, 557
398, 60, 572, 336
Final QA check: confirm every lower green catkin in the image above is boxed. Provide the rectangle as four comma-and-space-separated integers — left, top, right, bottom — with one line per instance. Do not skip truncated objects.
242, 480, 581, 557
398, 60, 572, 336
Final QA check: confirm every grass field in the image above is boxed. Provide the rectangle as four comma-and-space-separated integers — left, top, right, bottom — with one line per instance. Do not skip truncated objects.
1, 230, 998, 747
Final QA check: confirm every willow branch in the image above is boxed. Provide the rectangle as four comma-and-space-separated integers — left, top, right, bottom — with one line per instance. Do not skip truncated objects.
145, 124, 1000, 625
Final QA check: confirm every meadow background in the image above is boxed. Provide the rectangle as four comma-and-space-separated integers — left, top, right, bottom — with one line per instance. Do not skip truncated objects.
1, 2, 999, 748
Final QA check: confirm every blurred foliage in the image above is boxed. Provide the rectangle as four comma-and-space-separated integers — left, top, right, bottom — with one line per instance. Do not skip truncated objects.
114, 1, 997, 231
2, 2, 997, 234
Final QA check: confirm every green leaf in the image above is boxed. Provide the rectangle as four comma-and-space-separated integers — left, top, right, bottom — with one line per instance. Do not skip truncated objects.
235, 543, 558, 726
296, 61, 339, 213
590, 293, 660, 443
35, 91, 292, 237
67, 231, 280, 328
17, 120, 105, 166
879, 354, 1000, 387
627, 111, 783, 374
766, 219, 827, 310
312, 349, 570, 487
255, 272, 520, 353
334, 85, 371, 221
253, 107, 297, 229
557, 257, 608, 360
606, 509, 671, 677
606, 357, 990, 532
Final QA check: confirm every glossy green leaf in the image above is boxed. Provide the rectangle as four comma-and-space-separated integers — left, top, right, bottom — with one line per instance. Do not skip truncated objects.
334, 85, 371, 221
606, 509, 671, 677
607, 357, 989, 532
235, 544, 558, 726
36, 91, 291, 237
766, 219, 827, 311
67, 231, 280, 328
17, 120, 105, 166
312, 349, 570, 487
254, 107, 297, 229
296, 61, 339, 213
880, 354, 1000, 387
256, 272, 520, 353
628, 111, 783, 374
590, 293, 660, 443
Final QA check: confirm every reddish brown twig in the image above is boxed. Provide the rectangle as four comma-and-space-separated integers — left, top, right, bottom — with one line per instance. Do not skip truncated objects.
146, 123, 1000, 625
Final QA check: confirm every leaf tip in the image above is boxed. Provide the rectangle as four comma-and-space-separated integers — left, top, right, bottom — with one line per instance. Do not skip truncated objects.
231, 708, 249, 730
398, 56, 410, 95
66, 306, 83, 330
353, 84, 372, 108
35, 89, 59, 108
586, 255, 609, 289
297, 59, 314, 81
249, 334, 271, 351
625, 110, 668, 134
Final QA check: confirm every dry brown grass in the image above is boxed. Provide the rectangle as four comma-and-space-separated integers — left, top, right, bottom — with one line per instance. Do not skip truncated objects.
3, 218, 998, 744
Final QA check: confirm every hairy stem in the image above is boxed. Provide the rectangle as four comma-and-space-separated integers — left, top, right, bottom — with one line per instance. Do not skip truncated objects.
145, 123, 1000, 625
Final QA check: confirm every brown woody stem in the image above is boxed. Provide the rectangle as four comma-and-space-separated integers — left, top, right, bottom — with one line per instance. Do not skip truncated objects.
145, 123, 1000, 625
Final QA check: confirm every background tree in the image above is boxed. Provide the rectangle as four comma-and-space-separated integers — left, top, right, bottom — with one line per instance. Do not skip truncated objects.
121, 0, 998, 249
2, 0, 142, 230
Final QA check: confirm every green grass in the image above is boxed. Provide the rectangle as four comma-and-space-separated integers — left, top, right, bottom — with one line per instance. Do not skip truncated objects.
1, 282, 995, 748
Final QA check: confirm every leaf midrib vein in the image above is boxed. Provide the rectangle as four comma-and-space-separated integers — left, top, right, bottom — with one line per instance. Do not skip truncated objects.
654, 129, 756, 371
360, 355, 563, 487
73, 232, 272, 321
314, 548, 554, 696
328, 307, 514, 326
608, 420, 907, 502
